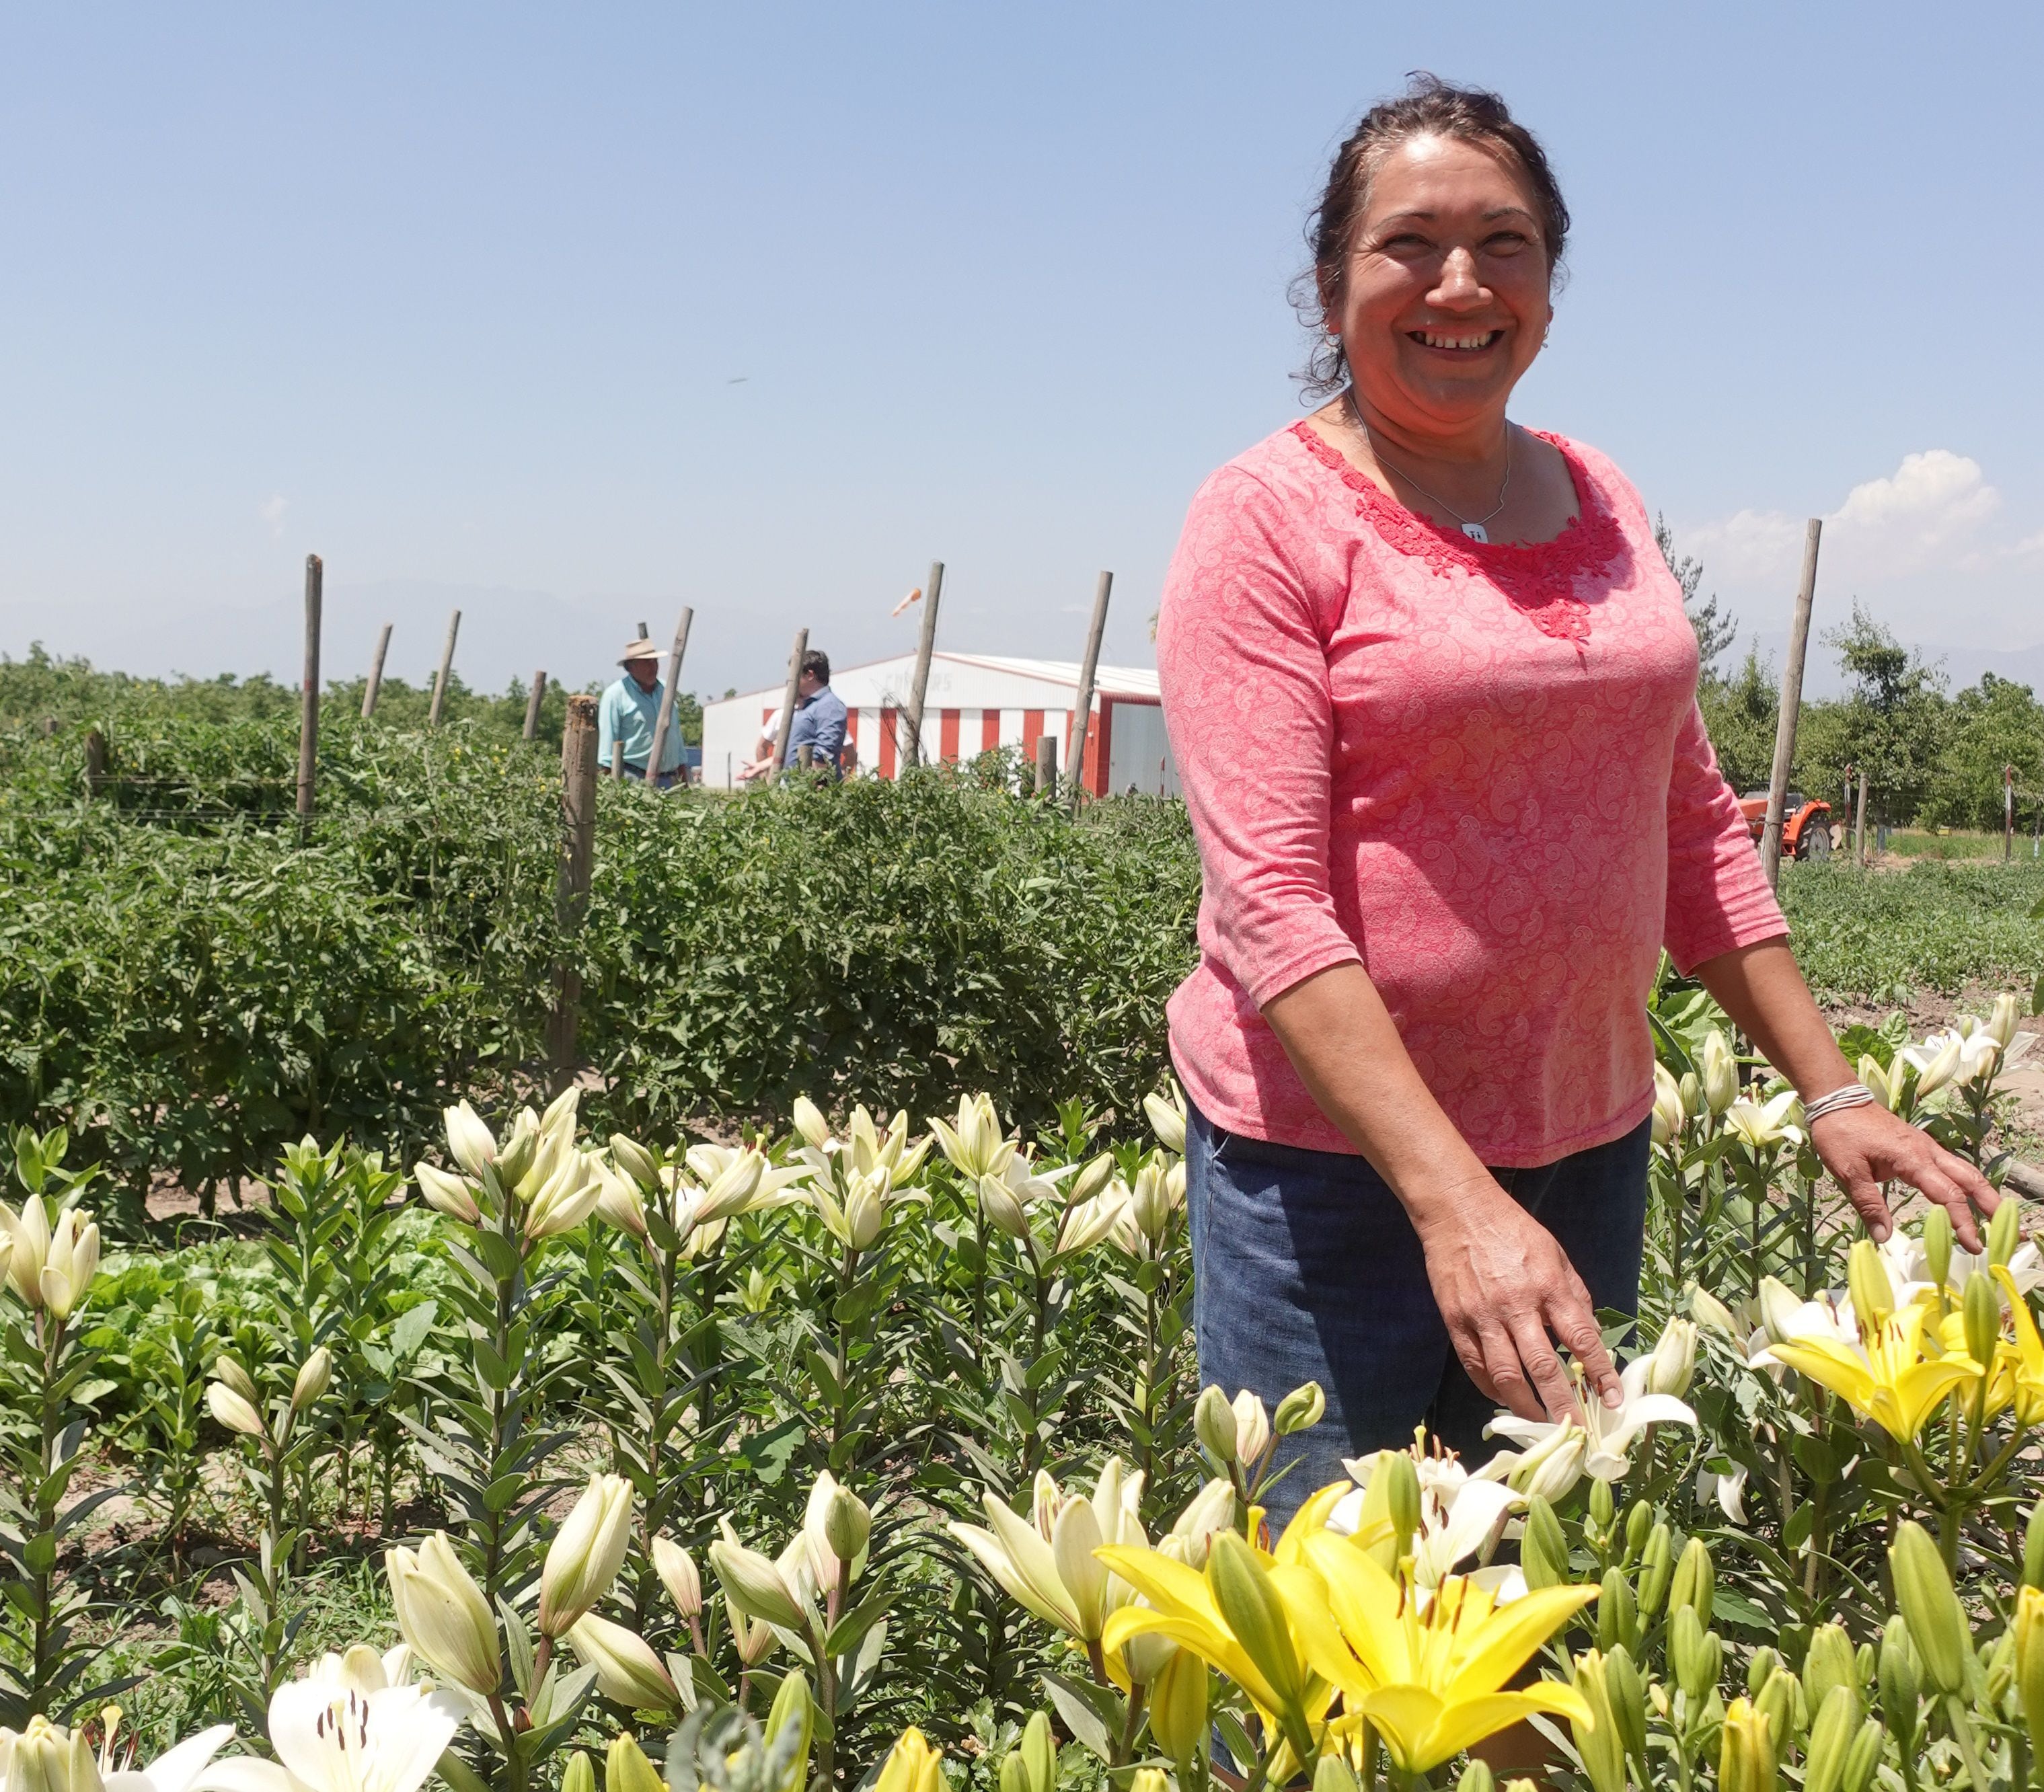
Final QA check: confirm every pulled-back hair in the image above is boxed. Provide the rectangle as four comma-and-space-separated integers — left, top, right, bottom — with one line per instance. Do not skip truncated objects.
1295, 73, 1570, 398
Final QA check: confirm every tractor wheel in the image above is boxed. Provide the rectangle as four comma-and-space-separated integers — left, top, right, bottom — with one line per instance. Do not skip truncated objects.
1799, 818, 1832, 861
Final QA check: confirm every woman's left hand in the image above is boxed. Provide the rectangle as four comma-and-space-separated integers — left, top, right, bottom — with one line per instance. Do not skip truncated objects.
1809, 1103, 2000, 1253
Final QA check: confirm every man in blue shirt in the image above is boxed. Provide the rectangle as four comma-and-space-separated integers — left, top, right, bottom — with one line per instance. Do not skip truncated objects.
783, 650, 847, 777
599, 636, 689, 787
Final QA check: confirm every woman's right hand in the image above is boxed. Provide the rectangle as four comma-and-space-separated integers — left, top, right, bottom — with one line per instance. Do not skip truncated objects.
1410, 1178, 1622, 1423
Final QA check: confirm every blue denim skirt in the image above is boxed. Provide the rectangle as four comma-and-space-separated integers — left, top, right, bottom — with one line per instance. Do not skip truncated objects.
1184, 1100, 1651, 1527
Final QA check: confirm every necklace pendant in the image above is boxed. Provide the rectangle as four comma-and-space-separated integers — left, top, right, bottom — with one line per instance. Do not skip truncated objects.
1460, 522, 1488, 543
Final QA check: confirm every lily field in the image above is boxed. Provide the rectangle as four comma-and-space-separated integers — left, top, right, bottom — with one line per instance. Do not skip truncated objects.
3, 687, 2044, 1792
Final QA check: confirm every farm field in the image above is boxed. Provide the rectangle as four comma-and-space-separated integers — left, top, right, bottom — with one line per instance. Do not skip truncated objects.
3, 669, 2044, 1792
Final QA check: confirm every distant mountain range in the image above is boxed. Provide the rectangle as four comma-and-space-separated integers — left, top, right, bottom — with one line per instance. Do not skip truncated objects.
1739, 630, 2044, 701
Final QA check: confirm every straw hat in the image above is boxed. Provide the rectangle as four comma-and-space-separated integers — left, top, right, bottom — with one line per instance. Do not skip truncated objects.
617, 637, 661, 664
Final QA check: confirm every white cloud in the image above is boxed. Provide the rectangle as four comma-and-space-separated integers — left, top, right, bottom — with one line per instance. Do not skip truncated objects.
1679, 449, 2003, 590
260, 494, 288, 539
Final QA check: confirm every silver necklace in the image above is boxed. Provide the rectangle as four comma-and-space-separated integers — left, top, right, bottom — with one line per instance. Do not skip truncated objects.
1351, 395, 1513, 543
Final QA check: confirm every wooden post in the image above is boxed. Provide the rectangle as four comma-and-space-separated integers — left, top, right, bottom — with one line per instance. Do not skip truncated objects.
1034, 732, 1057, 799
1854, 771, 1870, 868
611, 741, 625, 779
362, 623, 392, 719
2008, 765, 2018, 863
1759, 519, 1823, 890
523, 670, 547, 741
798, 744, 815, 771
646, 606, 695, 790
83, 728, 106, 795
428, 609, 461, 727
773, 628, 808, 779
548, 694, 599, 1086
903, 560, 944, 767
1065, 570, 1113, 809
296, 555, 323, 839
636, 619, 649, 641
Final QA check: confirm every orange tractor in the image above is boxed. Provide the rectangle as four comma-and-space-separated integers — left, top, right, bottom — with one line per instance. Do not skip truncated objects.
1738, 789, 1834, 860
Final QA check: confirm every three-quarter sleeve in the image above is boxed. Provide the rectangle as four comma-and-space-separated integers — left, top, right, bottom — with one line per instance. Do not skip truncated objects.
1662, 700, 1788, 972
1157, 468, 1363, 1009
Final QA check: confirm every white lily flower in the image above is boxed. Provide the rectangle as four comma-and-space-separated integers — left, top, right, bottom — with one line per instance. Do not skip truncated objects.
1723, 1089, 1804, 1150
1699, 1464, 1749, 1526
1488, 1356, 1696, 1483
1, 1711, 237, 1792
927, 1094, 1018, 1182
1906, 1028, 2000, 1092
1332, 1444, 1521, 1588
1747, 1278, 1859, 1370
194, 1662, 465, 1792
1143, 1082, 1188, 1156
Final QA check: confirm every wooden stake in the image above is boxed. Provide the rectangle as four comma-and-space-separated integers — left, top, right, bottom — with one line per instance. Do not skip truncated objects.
548, 694, 599, 1086
296, 555, 323, 839
1759, 519, 1823, 889
611, 740, 625, 779
83, 728, 106, 796
428, 609, 461, 727
2008, 764, 2018, 863
1034, 732, 1057, 799
773, 627, 808, 779
636, 620, 649, 641
903, 560, 944, 768
523, 670, 547, 741
1854, 769, 1870, 868
646, 606, 695, 789
1065, 570, 1113, 809
362, 623, 392, 719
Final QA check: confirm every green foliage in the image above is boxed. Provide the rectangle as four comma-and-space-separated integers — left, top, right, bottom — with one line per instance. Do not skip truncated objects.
1778, 859, 2044, 1002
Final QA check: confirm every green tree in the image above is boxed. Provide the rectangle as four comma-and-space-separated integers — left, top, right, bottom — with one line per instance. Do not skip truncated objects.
1921, 672, 2044, 832
1800, 603, 1949, 827
1698, 644, 1779, 793
1655, 514, 1737, 680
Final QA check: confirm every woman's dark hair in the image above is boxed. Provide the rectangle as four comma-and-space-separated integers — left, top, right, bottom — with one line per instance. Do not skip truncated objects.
1295, 73, 1570, 397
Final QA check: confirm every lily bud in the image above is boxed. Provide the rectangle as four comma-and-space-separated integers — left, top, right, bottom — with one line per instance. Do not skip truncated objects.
728, 1596, 778, 1666
1647, 1317, 1698, 1398
523, 1150, 603, 1243
1570, 1652, 1626, 1792
2015, 1585, 2044, 1768
1143, 1087, 1187, 1155
538, 1473, 634, 1636
1149, 1646, 1209, 1766
1232, 1390, 1272, 1467
562, 1754, 596, 1792
1701, 1031, 1739, 1115
765, 1672, 815, 1792
1964, 1270, 2001, 1368
1169, 1477, 1237, 1568
1129, 1164, 1172, 1244
568, 1612, 681, 1713
1671, 1605, 1721, 1703
290, 1347, 332, 1413
605, 1734, 667, 1792
1129, 1772, 1168, 1792
1597, 1567, 1637, 1658
1670, 1535, 1714, 1623
412, 1162, 481, 1224
1195, 1385, 1238, 1465
1991, 1194, 2024, 1269
1606, 1645, 1649, 1776
1803, 1623, 1860, 1719
652, 1536, 702, 1620
497, 1109, 541, 1188
977, 1172, 1032, 1243
206, 1380, 265, 1438
2024, 1497, 2044, 1591
792, 1097, 832, 1153
711, 1533, 810, 1632
874, 1729, 944, 1792
215, 1354, 259, 1405
1857, 1055, 1893, 1110
844, 1173, 887, 1251
1988, 991, 2023, 1050
1070, 1152, 1117, 1207
1520, 1495, 1568, 1592
1454, 1766, 1493, 1792
1846, 1240, 1895, 1333
1878, 1616, 1921, 1750
1719, 1697, 1776, 1792
1678, 1069, 1704, 1117
386, 1532, 502, 1696
609, 1134, 658, 1188
822, 1480, 872, 1565
1637, 1522, 1673, 1619
1019, 1711, 1055, 1792
1753, 1664, 1801, 1750
38, 1210, 99, 1319
1691, 1283, 1740, 1337
1651, 1064, 1686, 1147
593, 1160, 648, 1238
1923, 1206, 1955, 1294
1803, 1686, 1860, 1792
1840, 1720, 1884, 1792
1207, 1533, 1302, 1719
1273, 1380, 1326, 1438
443, 1101, 498, 1179
1380, 1450, 1421, 1561
1889, 1522, 1968, 1695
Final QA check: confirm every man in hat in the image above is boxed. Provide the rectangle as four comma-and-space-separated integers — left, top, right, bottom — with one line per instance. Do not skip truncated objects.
599, 636, 688, 788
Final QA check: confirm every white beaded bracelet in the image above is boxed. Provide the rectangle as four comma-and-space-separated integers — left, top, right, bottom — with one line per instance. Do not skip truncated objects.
1803, 1083, 1877, 1125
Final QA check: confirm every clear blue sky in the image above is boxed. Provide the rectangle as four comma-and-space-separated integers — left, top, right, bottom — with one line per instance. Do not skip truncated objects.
3, 3, 2039, 699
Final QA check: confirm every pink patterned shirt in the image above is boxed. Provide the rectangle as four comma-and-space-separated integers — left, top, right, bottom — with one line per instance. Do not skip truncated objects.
1156, 421, 1786, 1167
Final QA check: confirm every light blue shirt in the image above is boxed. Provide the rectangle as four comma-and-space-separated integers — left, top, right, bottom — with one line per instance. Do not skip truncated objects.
599, 676, 685, 773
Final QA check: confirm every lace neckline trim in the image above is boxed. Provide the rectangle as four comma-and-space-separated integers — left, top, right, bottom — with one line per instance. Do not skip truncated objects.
1287, 419, 1624, 643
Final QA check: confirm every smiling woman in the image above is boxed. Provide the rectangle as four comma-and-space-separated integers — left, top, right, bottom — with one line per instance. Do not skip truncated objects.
1156, 73, 2001, 1530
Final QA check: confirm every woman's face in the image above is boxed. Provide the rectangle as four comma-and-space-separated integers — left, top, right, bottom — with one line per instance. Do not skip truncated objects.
1330, 133, 1554, 438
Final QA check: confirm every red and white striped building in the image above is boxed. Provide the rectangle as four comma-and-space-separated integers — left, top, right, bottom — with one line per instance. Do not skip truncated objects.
699, 652, 1180, 797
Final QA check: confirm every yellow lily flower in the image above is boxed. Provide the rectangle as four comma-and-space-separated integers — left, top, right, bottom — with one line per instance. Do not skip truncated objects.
1769, 1298, 1981, 1443
1298, 1528, 1597, 1773
1992, 1267, 2044, 1427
